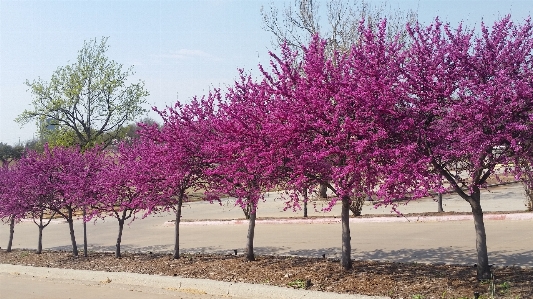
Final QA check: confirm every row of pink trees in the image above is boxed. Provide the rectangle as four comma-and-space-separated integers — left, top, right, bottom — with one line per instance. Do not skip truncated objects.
193, 16, 533, 278
0, 146, 106, 255
0, 98, 218, 259
258, 16, 533, 279
2, 16, 532, 280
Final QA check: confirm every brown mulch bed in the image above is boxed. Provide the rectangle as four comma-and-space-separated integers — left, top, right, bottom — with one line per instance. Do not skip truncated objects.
1, 249, 531, 299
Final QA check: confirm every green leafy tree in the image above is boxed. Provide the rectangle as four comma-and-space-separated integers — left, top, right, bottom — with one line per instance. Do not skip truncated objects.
16, 36, 149, 257
17, 37, 149, 150
38, 119, 79, 148
0, 143, 23, 167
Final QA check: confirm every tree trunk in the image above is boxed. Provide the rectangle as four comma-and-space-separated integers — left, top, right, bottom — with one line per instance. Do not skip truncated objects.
303, 188, 308, 218
319, 183, 328, 198
7, 217, 15, 252
67, 208, 78, 257
37, 225, 44, 254
341, 195, 352, 270
173, 197, 183, 259
83, 208, 88, 257
470, 192, 490, 280
437, 193, 444, 213
35, 213, 47, 254
246, 210, 256, 261
116, 218, 125, 258
32, 211, 56, 254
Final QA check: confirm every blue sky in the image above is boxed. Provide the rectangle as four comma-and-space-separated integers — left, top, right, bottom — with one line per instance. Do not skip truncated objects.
1, 0, 532, 145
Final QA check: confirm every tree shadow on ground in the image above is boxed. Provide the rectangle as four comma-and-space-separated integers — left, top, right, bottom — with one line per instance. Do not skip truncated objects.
285, 247, 533, 267
48, 244, 532, 267
50, 244, 229, 255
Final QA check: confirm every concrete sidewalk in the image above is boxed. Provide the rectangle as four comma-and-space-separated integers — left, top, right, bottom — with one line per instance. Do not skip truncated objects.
0, 264, 388, 299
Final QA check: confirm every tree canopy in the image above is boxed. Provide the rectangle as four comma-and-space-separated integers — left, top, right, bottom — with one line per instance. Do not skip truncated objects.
0, 143, 23, 167
261, 0, 417, 55
17, 37, 149, 149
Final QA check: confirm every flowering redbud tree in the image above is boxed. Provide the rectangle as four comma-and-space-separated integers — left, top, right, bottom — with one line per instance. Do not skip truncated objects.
13, 145, 103, 256
0, 165, 25, 252
64, 146, 106, 257
140, 96, 218, 259
93, 141, 153, 258
204, 74, 290, 261
397, 16, 533, 279
10, 148, 63, 254
259, 21, 413, 269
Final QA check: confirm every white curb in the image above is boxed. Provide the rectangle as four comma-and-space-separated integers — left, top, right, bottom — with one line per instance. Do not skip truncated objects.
164, 212, 533, 226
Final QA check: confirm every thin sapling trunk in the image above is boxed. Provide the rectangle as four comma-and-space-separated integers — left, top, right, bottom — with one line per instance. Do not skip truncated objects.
83, 207, 88, 257
246, 210, 257, 261
437, 176, 444, 213
32, 211, 54, 254
437, 193, 444, 213
303, 188, 308, 218
52, 205, 79, 257
66, 207, 79, 257
37, 224, 44, 254
7, 216, 15, 252
114, 209, 133, 258
438, 164, 491, 280
341, 195, 352, 270
116, 219, 124, 258
469, 190, 491, 280
173, 193, 184, 259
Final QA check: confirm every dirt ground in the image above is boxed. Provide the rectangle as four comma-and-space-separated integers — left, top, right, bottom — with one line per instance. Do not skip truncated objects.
1, 249, 531, 299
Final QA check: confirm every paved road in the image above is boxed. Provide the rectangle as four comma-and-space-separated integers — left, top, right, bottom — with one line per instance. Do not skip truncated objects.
3, 214, 532, 266
180, 183, 529, 220
1, 183, 532, 266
